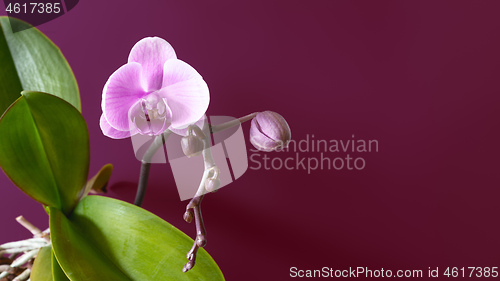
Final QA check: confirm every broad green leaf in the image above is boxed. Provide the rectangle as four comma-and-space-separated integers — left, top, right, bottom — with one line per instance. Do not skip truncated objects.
50, 196, 225, 281
0, 91, 89, 214
31, 246, 52, 281
0, 16, 80, 115
31, 245, 70, 281
0, 18, 22, 116
80, 164, 113, 200
52, 250, 71, 281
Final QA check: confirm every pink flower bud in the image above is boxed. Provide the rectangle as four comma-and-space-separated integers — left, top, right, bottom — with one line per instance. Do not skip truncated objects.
250, 111, 291, 152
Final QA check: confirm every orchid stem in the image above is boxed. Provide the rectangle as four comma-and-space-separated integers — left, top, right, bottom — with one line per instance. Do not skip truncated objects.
210, 112, 258, 133
183, 124, 217, 272
135, 111, 256, 206
134, 162, 151, 206
134, 130, 172, 206
134, 115, 258, 271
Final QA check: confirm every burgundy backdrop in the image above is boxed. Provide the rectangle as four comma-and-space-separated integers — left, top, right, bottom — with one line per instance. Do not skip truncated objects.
2, 1, 500, 280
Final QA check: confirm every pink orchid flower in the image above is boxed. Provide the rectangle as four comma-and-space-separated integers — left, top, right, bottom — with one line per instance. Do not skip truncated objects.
100, 37, 209, 139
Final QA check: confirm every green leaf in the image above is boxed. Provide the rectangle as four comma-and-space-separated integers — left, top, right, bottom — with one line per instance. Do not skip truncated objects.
31, 245, 70, 281
52, 250, 71, 281
0, 91, 89, 214
50, 196, 225, 281
80, 164, 113, 200
0, 18, 22, 117
0, 16, 80, 115
31, 246, 52, 281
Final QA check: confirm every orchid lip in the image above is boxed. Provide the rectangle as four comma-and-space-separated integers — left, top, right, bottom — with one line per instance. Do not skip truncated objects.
129, 91, 170, 136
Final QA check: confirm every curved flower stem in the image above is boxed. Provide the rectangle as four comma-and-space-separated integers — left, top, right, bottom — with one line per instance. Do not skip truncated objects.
133, 113, 259, 270
182, 125, 216, 272
134, 130, 172, 206
134, 163, 151, 206
210, 112, 258, 133
136, 112, 256, 206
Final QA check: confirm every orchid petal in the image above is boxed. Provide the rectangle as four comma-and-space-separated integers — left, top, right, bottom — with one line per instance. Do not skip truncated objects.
100, 114, 137, 139
169, 115, 208, 136
102, 62, 147, 131
128, 37, 177, 91
159, 59, 209, 129
161, 59, 204, 86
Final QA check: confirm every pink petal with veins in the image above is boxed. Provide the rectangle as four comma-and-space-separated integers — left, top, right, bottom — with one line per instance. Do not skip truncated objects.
159, 59, 209, 130
128, 37, 177, 92
102, 62, 147, 131
100, 114, 138, 139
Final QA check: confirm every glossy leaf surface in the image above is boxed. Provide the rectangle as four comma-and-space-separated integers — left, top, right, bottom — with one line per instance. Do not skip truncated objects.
0, 92, 89, 214
50, 196, 224, 281
52, 250, 71, 281
31, 246, 52, 281
0, 16, 80, 115
31, 245, 70, 281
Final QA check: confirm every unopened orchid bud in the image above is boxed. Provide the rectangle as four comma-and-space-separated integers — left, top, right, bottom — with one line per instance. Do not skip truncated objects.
181, 135, 204, 157
249, 111, 291, 152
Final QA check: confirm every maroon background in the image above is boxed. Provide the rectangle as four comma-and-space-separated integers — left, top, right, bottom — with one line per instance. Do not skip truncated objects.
2, 1, 500, 280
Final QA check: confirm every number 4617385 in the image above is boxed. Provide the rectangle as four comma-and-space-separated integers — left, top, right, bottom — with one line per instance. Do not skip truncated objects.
444, 267, 499, 278
6, 3, 62, 14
